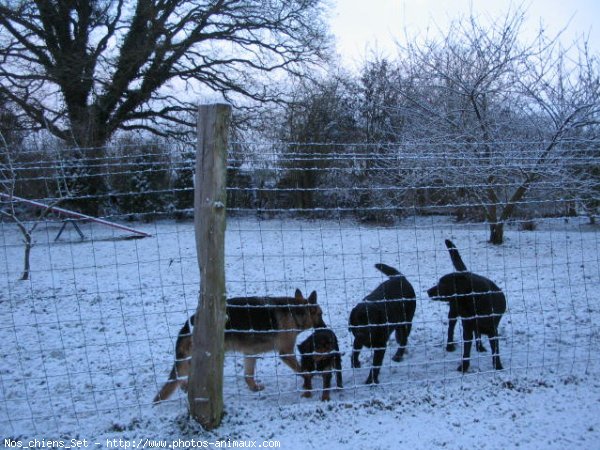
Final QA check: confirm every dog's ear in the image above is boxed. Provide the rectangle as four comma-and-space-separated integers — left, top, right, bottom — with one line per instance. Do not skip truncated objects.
308, 290, 318, 304
427, 285, 440, 298
295, 288, 303, 301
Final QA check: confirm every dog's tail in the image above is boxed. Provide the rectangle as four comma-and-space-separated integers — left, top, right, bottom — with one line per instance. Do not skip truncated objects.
374, 263, 402, 277
153, 316, 194, 403
153, 363, 183, 403
445, 239, 468, 272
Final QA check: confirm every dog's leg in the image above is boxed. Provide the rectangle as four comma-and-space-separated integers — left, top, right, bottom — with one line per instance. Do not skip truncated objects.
447, 315, 457, 352
334, 354, 343, 388
475, 330, 487, 352
458, 324, 473, 372
392, 324, 410, 362
299, 355, 314, 398
446, 302, 458, 352
301, 373, 313, 398
489, 333, 503, 370
473, 316, 488, 352
366, 346, 386, 384
351, 337, 363, 368
243, 356, 265, 391
321, 371, 332, 401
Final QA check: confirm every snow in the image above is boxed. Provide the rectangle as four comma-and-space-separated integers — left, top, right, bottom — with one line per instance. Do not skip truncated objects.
1, 216, 599, 448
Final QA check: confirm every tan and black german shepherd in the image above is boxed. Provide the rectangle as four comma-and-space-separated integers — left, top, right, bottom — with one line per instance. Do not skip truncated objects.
154, 289, 326, 402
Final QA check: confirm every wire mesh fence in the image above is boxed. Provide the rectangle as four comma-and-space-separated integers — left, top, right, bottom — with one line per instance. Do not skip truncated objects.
0, 139, 598, 436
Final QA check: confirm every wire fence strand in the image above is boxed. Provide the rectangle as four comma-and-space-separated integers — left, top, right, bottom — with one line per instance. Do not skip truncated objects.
0, 140, 599, 436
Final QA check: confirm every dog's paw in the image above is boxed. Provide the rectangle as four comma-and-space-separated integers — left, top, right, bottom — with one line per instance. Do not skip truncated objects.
446, 343, 457, 352
320, 394, 331, 401
365, 375, 379, 385
457, 363, 470, 373
249, 383, 265, 392
301, 391, 312, 398
392, 351, 404, 362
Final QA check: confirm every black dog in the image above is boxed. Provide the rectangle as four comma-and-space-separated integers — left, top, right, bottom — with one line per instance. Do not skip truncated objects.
349, 264, 416, 384
428, 240, 506, 372
436, 241, 484, 352
297, 328, 343, 401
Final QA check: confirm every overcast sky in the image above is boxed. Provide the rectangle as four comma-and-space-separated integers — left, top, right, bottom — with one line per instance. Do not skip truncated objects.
330, 0, 600, 67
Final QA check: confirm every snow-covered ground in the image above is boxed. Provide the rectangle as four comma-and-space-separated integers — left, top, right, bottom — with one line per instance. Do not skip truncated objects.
1, 216, 599, 448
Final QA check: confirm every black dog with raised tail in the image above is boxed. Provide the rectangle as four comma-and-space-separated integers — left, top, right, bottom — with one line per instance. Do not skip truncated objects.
349, 264, 416, 384
428, 240, 506, 372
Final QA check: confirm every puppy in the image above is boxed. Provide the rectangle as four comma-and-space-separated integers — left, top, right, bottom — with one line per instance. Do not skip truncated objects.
349, 264, 416, 384
297, 328, 343, 401
428, 240, 506, 372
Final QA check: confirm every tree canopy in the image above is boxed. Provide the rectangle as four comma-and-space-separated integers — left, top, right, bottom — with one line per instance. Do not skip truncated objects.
0, 0, 331, 147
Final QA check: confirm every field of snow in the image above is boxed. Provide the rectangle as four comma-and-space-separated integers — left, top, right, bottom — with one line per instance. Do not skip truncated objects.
1, 216, 599, 448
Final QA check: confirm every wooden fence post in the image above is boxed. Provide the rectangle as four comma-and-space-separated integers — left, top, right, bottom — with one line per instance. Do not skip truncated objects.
188, 103, 231, 429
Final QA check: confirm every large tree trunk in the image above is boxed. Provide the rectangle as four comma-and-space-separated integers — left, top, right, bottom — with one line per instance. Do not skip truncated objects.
488, 222, 504, 245
486, 181, 531, 245
485, 184, 504, 245
66, 114, 110, 216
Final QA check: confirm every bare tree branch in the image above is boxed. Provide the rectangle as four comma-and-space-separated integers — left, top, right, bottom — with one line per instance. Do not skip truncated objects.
0, 0, 332, 147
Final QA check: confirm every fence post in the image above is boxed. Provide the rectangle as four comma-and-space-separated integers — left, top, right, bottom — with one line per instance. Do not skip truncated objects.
188, 103, 231, 429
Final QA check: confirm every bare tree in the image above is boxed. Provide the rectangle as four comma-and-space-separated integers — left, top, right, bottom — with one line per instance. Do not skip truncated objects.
277, 74, 360, 212
0, 92, 22, 146
389, 10, 600, 244
0, 194, 55, 281
0, 134, 72, 280
0, 0, 331, 214
0, 0, 331, 147
359, 57, 404, 144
